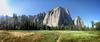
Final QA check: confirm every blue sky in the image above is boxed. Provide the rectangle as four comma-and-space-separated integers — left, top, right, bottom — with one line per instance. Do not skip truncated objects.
0, 0, 100, 27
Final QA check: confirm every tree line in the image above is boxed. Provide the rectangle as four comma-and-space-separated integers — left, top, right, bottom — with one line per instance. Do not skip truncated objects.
0, 13, 45, 30
0, 13, 100, 30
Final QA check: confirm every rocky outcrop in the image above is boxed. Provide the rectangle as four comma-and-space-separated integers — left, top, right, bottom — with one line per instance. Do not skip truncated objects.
33, 12, 46, 25
74, 16, 84, 29
43, 7, 73, 27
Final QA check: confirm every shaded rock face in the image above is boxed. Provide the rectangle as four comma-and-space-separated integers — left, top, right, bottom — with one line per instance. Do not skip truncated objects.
74, 16, 84, 28
43, 7, 73, 27
33, 12, 46, 25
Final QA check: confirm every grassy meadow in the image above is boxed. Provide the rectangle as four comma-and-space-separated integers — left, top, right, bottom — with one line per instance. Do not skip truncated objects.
0, 30, 100, 42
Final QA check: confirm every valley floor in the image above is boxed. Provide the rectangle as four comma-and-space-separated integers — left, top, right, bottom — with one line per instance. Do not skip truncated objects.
0, 30, 100, 42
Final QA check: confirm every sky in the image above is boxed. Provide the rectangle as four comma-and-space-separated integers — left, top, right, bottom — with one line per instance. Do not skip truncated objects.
0, 0, 100, 27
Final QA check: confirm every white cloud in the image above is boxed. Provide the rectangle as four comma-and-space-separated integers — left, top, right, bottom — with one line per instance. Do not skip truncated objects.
0, 0, 12, 16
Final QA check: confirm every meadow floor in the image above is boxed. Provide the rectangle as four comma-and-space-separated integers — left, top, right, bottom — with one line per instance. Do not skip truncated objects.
0, 30, 100, 42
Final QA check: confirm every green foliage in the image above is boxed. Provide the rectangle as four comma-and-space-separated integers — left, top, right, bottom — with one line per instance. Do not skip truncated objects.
95, 22, 100, 30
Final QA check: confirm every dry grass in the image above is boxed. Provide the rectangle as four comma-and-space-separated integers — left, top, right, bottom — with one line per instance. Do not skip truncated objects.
0, 30, 59, 42
0, 31, 44, 42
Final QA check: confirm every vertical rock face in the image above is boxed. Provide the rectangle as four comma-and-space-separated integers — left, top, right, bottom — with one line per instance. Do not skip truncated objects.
74, 16, 84, 29
43, 7, 73, 27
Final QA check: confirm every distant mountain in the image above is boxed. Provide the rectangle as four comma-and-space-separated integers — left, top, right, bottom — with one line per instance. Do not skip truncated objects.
43, 6, 73, 27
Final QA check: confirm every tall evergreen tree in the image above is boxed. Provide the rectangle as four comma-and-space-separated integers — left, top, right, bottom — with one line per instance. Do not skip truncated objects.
95, 22, 100, 30
13, 13, 18, 29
